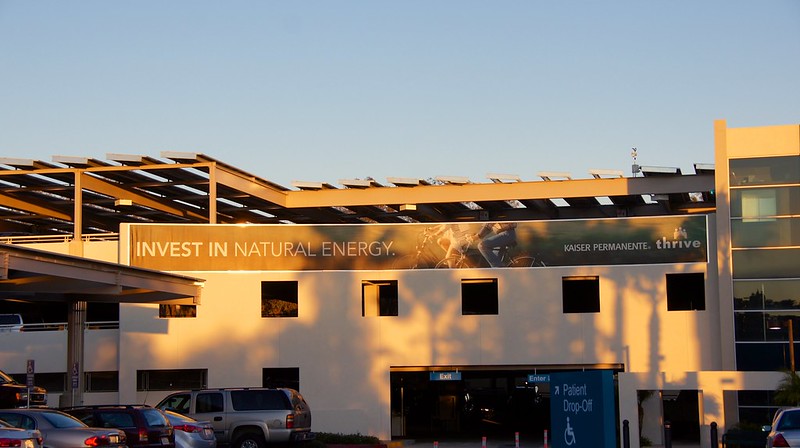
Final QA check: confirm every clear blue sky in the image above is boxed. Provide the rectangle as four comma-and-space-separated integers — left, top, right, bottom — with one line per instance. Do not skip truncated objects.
1, 1, 798, 187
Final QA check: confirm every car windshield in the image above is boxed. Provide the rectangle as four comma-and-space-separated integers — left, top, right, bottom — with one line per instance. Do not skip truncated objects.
0, 371, 16, 385
0, 315, 20, 325
777, 410, 800, 430
41, 412, 86, 429
158, 395, 190, 414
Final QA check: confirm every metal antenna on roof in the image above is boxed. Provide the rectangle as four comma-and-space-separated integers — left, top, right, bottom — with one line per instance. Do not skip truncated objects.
631, 148, 641, 177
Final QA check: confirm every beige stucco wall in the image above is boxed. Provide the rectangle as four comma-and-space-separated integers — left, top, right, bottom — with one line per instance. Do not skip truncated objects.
724, 122, 800, 158
110, 257, 720, 438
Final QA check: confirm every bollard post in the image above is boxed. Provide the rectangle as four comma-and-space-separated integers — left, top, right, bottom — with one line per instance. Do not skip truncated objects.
434, 442, 438, 448
543, 429, 548, 448
664, 421, 673, 448
515, 432, 519, 448
710, 422, 718, 448
482, 436, 486, 448
622, 419, 630, 448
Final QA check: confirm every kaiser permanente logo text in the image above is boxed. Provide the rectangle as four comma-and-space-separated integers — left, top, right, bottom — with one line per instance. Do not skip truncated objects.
564, 237, 702, 253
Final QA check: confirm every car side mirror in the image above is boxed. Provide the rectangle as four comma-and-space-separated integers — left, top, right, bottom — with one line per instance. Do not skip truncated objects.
762, 425, 772, 432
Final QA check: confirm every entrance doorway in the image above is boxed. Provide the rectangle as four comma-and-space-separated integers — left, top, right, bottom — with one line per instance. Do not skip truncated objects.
390, 365, 624, 441
390, 368, 551, 440
662, 390, 701, 444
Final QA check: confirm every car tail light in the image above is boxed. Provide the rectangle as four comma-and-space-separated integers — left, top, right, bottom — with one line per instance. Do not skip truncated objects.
286, 415, 294, 429
773, 433, 790, 447
138, 429, 148, 443
173, 424, 202, 434
0, 439, 23, 447
84, 435, 110, 446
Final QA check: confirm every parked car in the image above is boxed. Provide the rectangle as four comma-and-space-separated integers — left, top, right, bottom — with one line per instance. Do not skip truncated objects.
0, 418, 43, 448
0, 408, 126, 448
163, 411, 215, 448
765, 406, 800, 447
62, 405, 174, 448
155, 388, 312, 448
0, 315, 23, 332
0, 369, 47, 408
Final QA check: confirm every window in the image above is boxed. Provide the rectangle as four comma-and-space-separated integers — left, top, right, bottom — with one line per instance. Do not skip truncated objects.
729, 156, 800, 186
734, 312, 767, 341
732, 217, 800, 248
231, 389, 290, 410
261, 281, 298, 318
98, 412, 135, 428
461, 278, 498, 315
362, 280, 398, 317
733, 249, 800, 278
741, 189, 777, 222
196, 392, 224, 413
263, 367, 300, 390
85, 371, 118, 392
734, 279, 800, 310
666, 273, 706, 311
562, 276, 600, 313
86, 303, 119, 323
9, 372, 66, 392
9, 371, 117, 393
737, 390, 779, 428
736, 342, 788, 371
0, 414, 35, 430
159, 304, 197, 318
136, 369, 207, 391
731, 186, 800, 217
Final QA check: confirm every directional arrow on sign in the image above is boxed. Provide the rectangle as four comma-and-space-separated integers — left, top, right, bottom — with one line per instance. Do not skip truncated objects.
554, 385, 560, 395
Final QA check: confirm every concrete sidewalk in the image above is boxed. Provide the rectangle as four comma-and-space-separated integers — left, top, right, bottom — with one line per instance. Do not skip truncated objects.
392, 439, 702, 448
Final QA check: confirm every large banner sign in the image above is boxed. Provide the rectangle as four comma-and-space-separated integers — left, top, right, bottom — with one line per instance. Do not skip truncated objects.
124, 215, 707, 271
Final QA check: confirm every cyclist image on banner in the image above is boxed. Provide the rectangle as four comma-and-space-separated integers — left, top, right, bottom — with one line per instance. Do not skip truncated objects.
393, 222, 543, 269
429, 223, 471, 268
474, 222, 519, 267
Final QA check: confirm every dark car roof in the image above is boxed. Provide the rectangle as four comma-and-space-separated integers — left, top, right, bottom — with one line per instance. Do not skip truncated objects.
62, 405, 156, 410
60, 405, 170, 426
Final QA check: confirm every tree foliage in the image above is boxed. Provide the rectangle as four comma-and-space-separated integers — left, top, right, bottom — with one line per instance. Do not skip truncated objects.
774, 371, 800, 406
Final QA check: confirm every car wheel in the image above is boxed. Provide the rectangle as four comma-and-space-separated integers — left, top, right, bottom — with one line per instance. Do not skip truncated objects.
234, 433, 266, 448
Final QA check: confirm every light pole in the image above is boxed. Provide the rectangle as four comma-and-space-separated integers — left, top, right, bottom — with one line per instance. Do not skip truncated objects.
789, 319, 795, 373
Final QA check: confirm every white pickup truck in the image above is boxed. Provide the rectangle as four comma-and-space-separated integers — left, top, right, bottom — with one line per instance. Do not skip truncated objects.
156, 388, 313, 448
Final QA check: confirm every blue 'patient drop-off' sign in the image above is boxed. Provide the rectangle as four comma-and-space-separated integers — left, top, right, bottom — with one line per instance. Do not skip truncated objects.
549, 370, 617, 448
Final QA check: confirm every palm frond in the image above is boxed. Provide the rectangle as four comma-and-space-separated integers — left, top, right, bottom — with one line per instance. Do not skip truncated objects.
774, 371, 800, 406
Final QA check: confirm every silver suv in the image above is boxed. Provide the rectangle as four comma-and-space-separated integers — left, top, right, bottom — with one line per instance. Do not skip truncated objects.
0, 314, 23, 332
155, 388, 312, 448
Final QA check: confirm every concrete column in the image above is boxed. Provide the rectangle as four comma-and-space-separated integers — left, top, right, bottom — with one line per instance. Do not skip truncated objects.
70, 171, 84, 257
64, 300, 86, 407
